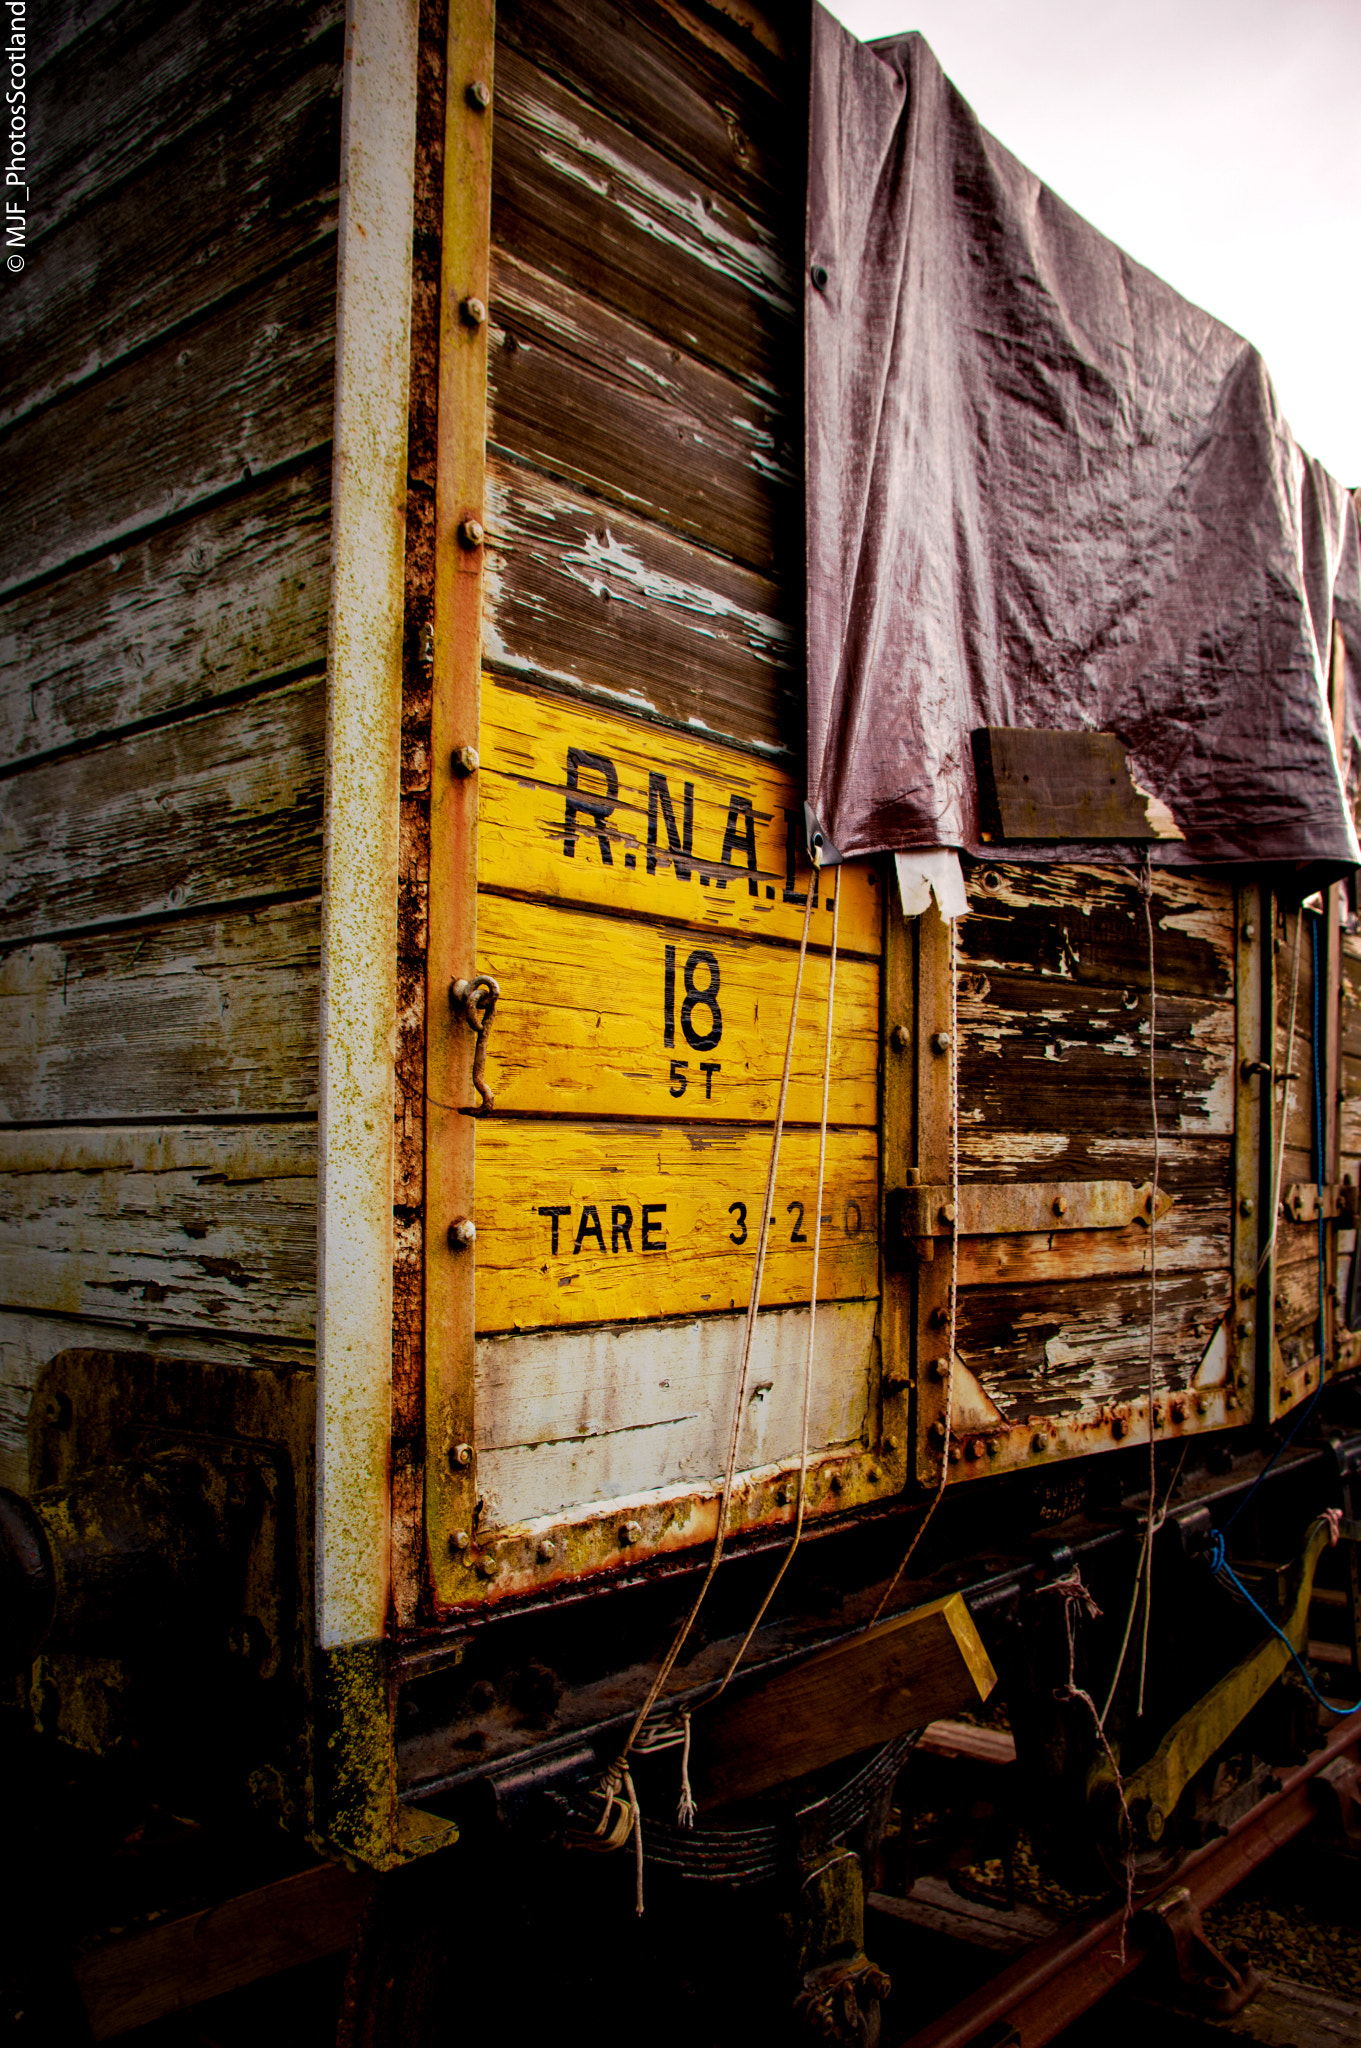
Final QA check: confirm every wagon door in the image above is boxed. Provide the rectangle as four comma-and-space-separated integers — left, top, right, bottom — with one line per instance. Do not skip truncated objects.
886, 862, 1259, 1486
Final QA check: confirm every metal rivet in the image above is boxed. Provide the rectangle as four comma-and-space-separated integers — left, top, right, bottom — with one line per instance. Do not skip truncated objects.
458, 517, 485, 550
810, 262, 829, 290
419, 620, 435, 669
1030, 1433, 1046, 1454
866, 1466, 880, 1484
985, 1438, 998, 1459
932, 1031, 952, 1054
479, 1552, 500, 1580
450, 744, 480, 777
619, 1520, 643, 1546
883, 1434, 899, 1452
949, 1444, 962, 1463
42, 1391, 71, 1429
828, 1472, 843, 1493
460, 294, 487, 327
1146, 1805, 1166, 1842
1239, 1318, 1254, 1338
1241, 922, 1256, 942
929, 1419, 948, 1442
536, 1538, 555, 1563
466, 78, 491, 109
928, 1356, 949, 1381
1227, 1390, 1239, 1409
965, 1436, 985, 1461
890, 1023, 909, 1050
928, 1306, 948, 1329
939, 1202, 956, 1227
448, 1529, 471, 1554
449, 1442, 473, 1469
1239, 1197, 1254, 1218
1111, 1416, 1126, 1441
774, 1484, 790, 1506
1195, 1394, 1208, 1415
1052, 1195, 1068, 1217
448, 1217, 476, 1249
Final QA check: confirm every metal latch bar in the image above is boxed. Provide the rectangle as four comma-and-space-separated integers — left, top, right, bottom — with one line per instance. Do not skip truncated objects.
893, 1179, 1166, 1239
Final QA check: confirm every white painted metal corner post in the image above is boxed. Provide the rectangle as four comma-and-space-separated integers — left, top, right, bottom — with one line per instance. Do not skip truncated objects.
318, 0, 420, 1652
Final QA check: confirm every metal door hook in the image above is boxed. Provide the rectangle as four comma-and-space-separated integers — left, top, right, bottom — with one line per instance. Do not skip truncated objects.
451, 974, 500, 1111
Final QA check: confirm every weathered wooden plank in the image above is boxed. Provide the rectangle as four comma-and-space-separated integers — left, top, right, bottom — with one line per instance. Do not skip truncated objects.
0, 42, 342, 429
960, 972, 1235, 1135
75, 1862, 371, 2041
475, 1300, 875, 1527
477, 674, 880, 947
0, 460, 331, 766
0, 901, 319, 1122
973, 728, 1165, 842
496, 0, 793, 221
492, 43, 797, 392
474, 893, 879, 1126
0, 675, 324, 943
692, 1593, 995, 1811
0, 1307, 314, 1492
959, 1267, 1232, 1419
0, 1125, 316, 1337
488, 251, 795, 572
473, 1121, 878, 1333
19, 0, 342, 246
0, 248, 335, 598
962, 862, 1235, 999
483, 464, 798, 753
955, 1197, 1229, 1289
958, 1128, 1232, 1194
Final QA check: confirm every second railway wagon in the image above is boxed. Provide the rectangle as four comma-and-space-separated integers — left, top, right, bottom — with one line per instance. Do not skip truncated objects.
4, 0, 1361, 2038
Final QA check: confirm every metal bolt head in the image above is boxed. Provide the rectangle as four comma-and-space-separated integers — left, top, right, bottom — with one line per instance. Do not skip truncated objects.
466, 77, 491, 109
1239, 1318, 1254, 1338
1111, 1416, 1127, 1441
883, 1434, 899, 1452
536, 1538, 556, 1563
932, 1030, 952, 1054
478, 1552, 500, 1580
449, 1442, 473, 1470
1239, 1197, 1254, 1218
1030, 1433, 1046, 1454
457, 517, 485, 550
939, 1201, 956, 1226
965, 1436, 985, 1461
866, 1466, 880, 1484
450, 744, 480, 777
448, 1528, 471, 1554
930, 1419, 948, 1442
41, 1391, 71, 1429
1241, 921, 1256, 942
928, 1356, 949, 1381
619, 1520, 643, 1547
890, 1023, 909, 1050
459, 294, 487, 328
448, 1217, 476, 1249
1052, 1195, 1068, 1217
1146, 1804, 1166, 1842
928, 1306, 948, 1329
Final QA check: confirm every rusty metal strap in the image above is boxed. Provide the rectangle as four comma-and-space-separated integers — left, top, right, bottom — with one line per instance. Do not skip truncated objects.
893, 1179, 1170, 1239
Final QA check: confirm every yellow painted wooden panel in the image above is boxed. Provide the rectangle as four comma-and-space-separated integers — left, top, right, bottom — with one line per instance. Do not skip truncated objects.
477, 674, 883, 952
475, 894, 879, 1125
473, 1121, 879, 1332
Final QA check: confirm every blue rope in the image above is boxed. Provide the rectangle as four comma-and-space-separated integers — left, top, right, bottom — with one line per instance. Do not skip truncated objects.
1224, 907, 1327, 1532
1208, 1526, 1361, 1714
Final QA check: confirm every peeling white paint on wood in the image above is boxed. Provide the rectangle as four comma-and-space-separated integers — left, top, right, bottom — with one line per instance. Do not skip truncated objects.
474, 1300, 876, 1527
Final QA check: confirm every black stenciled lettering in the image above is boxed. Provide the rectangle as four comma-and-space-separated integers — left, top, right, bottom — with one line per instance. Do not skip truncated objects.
641, 1204, 667, 1251
647, 772, 693, 879
720, 794, 759, 897
611, 1204, 634, 1252
681, 949, 722, 1052
563, 749, 618, 863
537, 1204, 571, 1254
663, 944, 676, 1048
787, 1200, 807, 1243
844, 1200, 863, 1237
573, 1205, 606, 1254
728, 1201, 747, 1245
669, 1059, 688, 1098
782, 806, 814, 908
699, 1062, 720, 1099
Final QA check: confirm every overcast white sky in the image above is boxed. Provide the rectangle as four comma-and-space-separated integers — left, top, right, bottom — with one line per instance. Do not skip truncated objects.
827, 0, 1361, 486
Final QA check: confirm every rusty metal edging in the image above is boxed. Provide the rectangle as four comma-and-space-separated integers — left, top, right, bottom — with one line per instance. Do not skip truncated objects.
425, 0, 495, 1607
895, 1713, 1361, 2048
1232, 882, 1264, 1418
317, 0, 421, 1652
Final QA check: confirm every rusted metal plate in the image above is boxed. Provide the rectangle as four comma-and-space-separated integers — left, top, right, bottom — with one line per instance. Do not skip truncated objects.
895, 1178, 1156, 1239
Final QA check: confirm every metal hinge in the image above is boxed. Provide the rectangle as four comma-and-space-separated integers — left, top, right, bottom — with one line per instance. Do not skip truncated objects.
1282, 1180, 1357, 1223
890, 1178, 1172, 1240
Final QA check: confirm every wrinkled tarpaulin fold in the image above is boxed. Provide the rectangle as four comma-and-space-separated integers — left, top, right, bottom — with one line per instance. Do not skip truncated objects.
805, 11, 1361, 874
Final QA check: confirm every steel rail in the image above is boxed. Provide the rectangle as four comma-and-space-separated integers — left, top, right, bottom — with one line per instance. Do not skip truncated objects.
895, 1712, 1361, 2048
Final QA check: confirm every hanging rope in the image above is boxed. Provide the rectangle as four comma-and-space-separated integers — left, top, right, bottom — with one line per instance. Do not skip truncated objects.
706, 883, 842, 1708
871, 914, 960, 1626
576, 880, 822, 1895
1037, 1568, 1137, 1954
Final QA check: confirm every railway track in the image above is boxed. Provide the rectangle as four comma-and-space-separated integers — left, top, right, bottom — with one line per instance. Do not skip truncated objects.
874, 1715, 1361, 2048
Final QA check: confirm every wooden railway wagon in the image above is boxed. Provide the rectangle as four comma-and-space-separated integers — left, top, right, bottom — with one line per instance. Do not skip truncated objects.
4, 0, 1361, 2040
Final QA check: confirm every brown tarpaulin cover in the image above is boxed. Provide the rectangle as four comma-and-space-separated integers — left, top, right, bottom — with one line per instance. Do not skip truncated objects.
805, 11, 1361, 872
